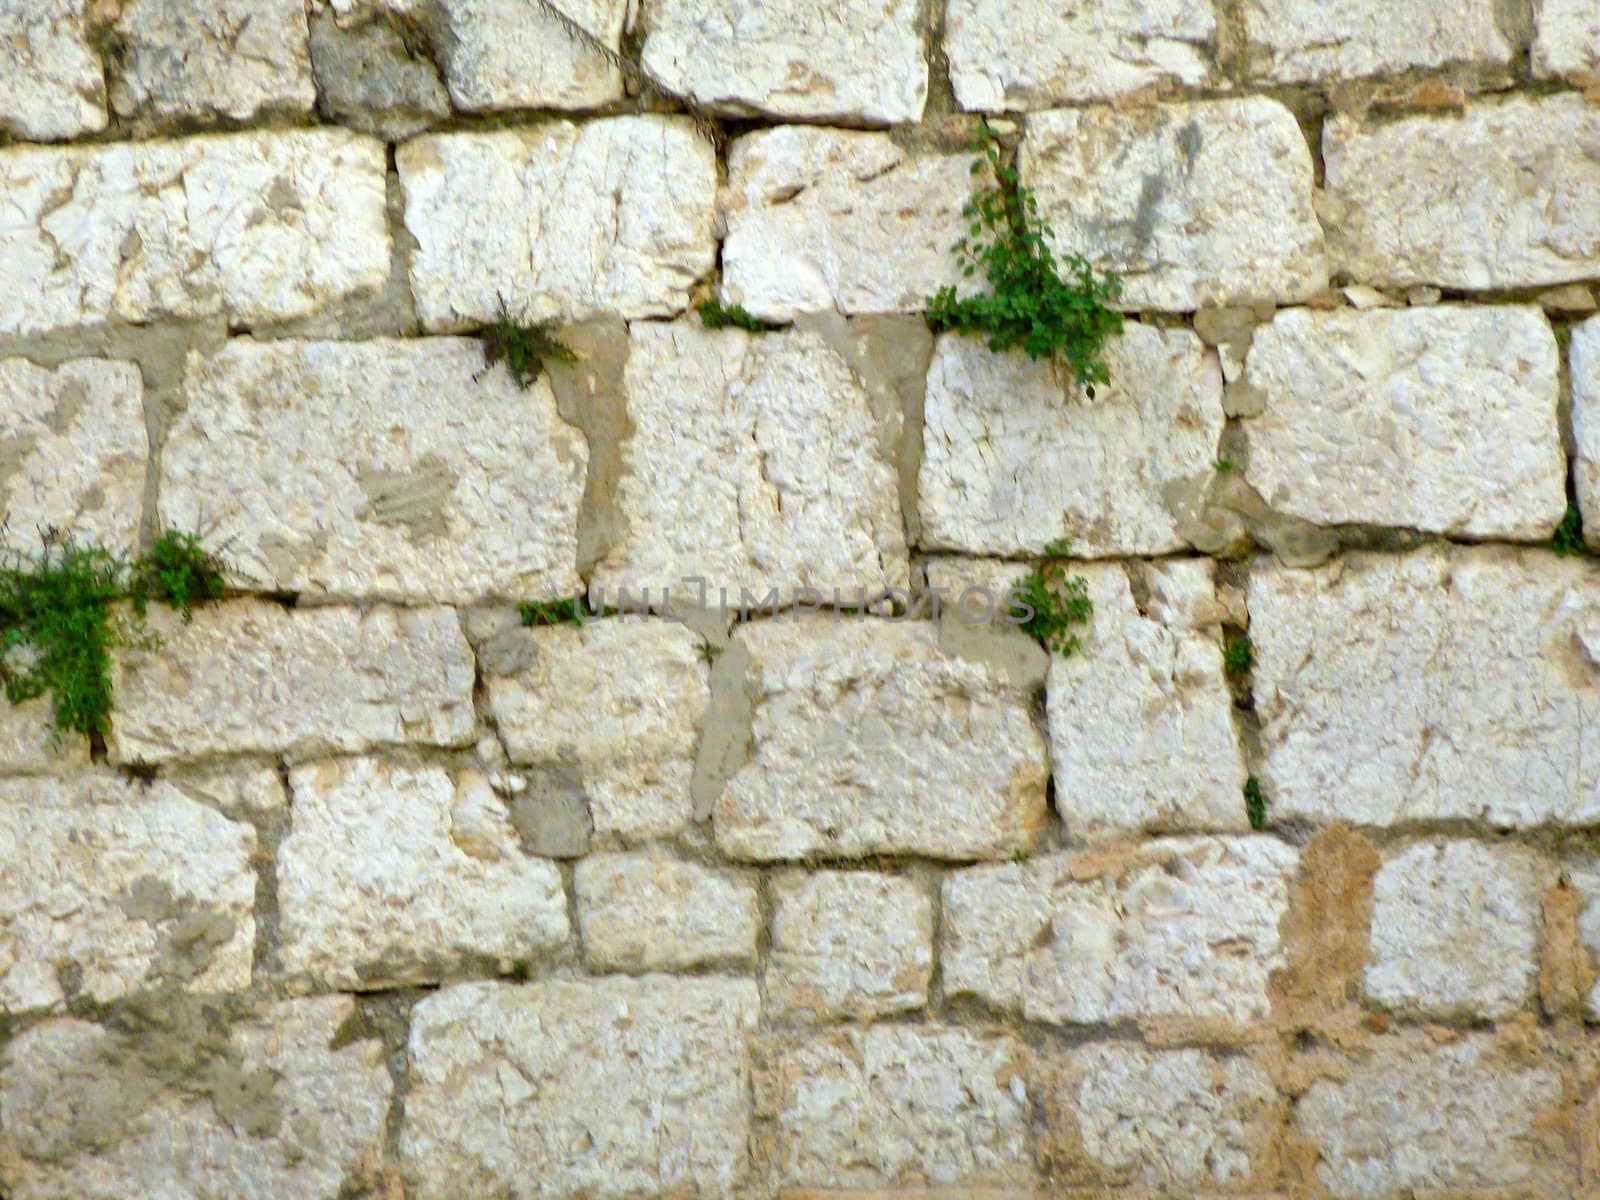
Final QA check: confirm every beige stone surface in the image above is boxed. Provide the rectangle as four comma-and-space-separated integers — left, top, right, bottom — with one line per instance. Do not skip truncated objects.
1322, 97, 1600, 291
641, 0, 926, 124
399, 118, 717, 329
575, 853, 758, 971
429, 0, 626, 111
942, 837, 1298, 1024
0, 773, 255, 1013
756, 1027, 1032, 1190
1048, 561, 1247, 842
589, 322, 908, 601
1364, 840, 1543, 1020
485, 619, 709, 839
0, 700, 89, 775
1023, 99, 1327, 311
1535, 0, 1600, 77
161, 338, 587, 604
0, 995, 392, 1200
946, 0, 1215, 109
0, 0, 107, 139
0, 131, 389, 338
1238, 0, 1512, 83
766, 871, 932, 1021
109, 0, 315, 123
1243, 306, 1565, 538
277, 757, 569, 990
1251, 548, 1600, 827
1295, 1035, 1567, 1197
403, 977, 759, 1199
918, 326, 1225, 557
1573, 315, 1600, 550
0, 358, 145, 556
110, 600, 476, 765
1569, 858, 1600, 1019
715, 618, 1048, 862
720, 127, 972, 322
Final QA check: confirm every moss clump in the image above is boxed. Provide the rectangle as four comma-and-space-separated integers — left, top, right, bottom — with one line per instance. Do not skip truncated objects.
1223, 635, 1254, 679
1245, 775, 1268, 831
1552, 504, 1588, 558
517, 596, 614, 627
1010, 539, 1093, 658
697, 298, 779, 333
132, 531, 227, 621
480, 304, 576, 389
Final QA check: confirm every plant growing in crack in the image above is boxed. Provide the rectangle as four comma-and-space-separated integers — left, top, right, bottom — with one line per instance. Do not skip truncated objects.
1244, 775, 1269, 831
697, 297, 779, 333
1552, 503, 1589, 558
479, 300, 576, 390
1010, 538, 1093, 658
1223, 635, 1254, 679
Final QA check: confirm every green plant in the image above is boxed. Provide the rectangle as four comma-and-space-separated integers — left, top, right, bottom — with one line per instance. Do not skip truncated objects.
518, 597, 613, 626
1223, 635, 1254, 679
1244, 776, 1268, 831
1553, 504, 1588, 557
1011, 539, 1093, 657
131, 531, 226, 622
925, 120, 1124, 397
1215, 459, 1236, 474
480, 303, 575, 389
697, 298, 778, 333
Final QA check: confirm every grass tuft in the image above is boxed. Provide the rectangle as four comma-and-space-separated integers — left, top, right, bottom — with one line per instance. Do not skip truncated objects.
697, 298, 779, 333
480, 302, 576, 389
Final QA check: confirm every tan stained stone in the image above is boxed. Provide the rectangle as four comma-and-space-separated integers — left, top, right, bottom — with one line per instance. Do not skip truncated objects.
1238, 0, 1512, 84
0, 0, 107, 140
575, 853, 759, 971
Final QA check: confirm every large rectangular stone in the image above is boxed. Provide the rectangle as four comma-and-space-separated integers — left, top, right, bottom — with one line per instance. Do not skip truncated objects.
1574, 315, 1600, 552
402, 978, 759, 1199
942, 837, 1298, 1025
398, 118, 717, 329
109, 600, 476, 765
918, 326, 1224, 557
427, 0, 626, 111
1322, 97, 1600, 291
1022, 99, 1327, 312
160, 338, 587, 604
0, 773, 255, 1013
1238, 0, 1512, 83
1535, 0, 1600, 77
575, 853, 759, 972
0, 0, 107, 139
1251, 548, 1600, 827
1241, 306, 1566, 539
0, 131, 389, 338
713, 618, 1048, 862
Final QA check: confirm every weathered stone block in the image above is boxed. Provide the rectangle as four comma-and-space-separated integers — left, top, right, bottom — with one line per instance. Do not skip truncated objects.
1243, 306, 1566, 538
427, 0, 626, 112
1022, 99, 1327, 311
277, 757, 569, 990
575, 853, 758, 971
403, 978, 759, 1199
0, 773, 255, 1013
1568, 858, 1600, 1019
1322, 97, 1600, 291
399, 118, 717, 329
756, 1027, 1032, 1190
946, 0, 1215, 109
720, 127, 971, 322
588, 322, 908, 601
0, 131, 389, 338
1535, 0, 1600, 77
714, 618, 1048, 862
1364, 840, 1543, 1020
767, 871, 932, 1021
0, 359, 146, 556
0, 0, 107, 140
1048, 561, 1247, 842
641, 0, 926, 124
1251, 549, 1600, 827
1238, 0, 1512, 83
0, 995, 391, 1200
1574, 316, 1600, 551
918, 326, 1224, 557
161, 338, 587, 604
0, 700, 89, 774
110, 601, 476, 765
942, 838, 1297, 1025
309, 10, 450, 140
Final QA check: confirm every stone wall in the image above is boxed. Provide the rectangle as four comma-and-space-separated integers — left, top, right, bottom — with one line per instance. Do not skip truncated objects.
2, 2, 1600, 1198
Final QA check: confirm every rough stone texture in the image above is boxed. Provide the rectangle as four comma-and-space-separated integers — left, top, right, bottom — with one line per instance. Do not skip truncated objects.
277, 757, 570, 990
427, 0, 626, 112
1022, 99, 1327, 311
403, 978, 760, 1199
1364, 840, 1543, 1020
1036, 1045, 1279, 1191
1251, 548, 1600, 827
641, 0, 926, 124
109, 0, 315, 124
918, 326, 1225, 557
945, 0, 1215, 109
399, 118, 717, 329
1322, 97, 1600, 291
0, 995, 391, 1200
1244, 306, 1565, 538
755, 1027, 1032, 1190
0, 358, 146, 556
715, 618, 1048, 862
1295, 1035, 1568, 1198
1047, 561, 1247, 842
1570, 858, 1600, 1019
1574, 315, 1600, 551
575, 853, 759, 971
0, 773, 255, 1013
0, 0, 107, 140
1238, 0, 1512, 83
110, 600, 476, 765
942, 838, 1298, 1024
485, 620, 709, 839
0, 131, 389, 338
1534, 0, 1600, 77
308, 10, 450, 140
766, 871, 932, 1021
161, 338, 588, 604
588, 322, 908, 601
720, 127, 972, 322
0, 701, 88, 774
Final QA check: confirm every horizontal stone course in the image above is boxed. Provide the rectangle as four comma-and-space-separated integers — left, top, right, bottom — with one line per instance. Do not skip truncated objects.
1237, 0, 1512, 83
0, 0, 107, 140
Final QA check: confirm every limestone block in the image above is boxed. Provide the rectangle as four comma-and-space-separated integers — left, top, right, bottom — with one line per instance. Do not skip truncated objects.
1534, 0, 1600, 77
1572, 316, 1600, 550
428, 0, 626, 112
575, 853, 759, 970
1238, 0, 1512, 83
0, 0, 107, 140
